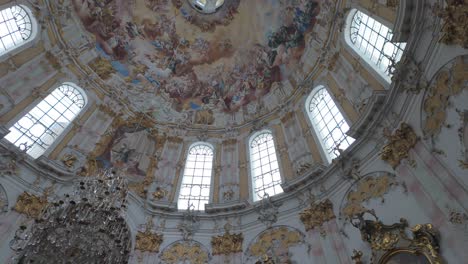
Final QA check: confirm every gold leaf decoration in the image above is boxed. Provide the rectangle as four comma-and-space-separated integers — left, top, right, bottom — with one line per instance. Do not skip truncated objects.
13, 192, 49, 219
135, 231, 164, 253
437, 0, 468, 48
211, 232, 243, 255
249, 226, 303, 258
423, 57, 468, 138
343, 175, 397, 219
381, 123, 418, 168
299, 199, 336, 231
160, 241, 209, 264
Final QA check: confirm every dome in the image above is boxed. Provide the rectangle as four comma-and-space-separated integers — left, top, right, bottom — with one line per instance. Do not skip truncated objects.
0, 0, 467, 263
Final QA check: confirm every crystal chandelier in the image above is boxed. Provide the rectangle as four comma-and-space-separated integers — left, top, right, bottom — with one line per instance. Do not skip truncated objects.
10, 170, 132, 264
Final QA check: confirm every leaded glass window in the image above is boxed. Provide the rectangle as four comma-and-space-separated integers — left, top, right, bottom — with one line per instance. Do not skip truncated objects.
5, 83, 87, 159
0, 5, 35, 56
308, 87, 354, 161
178, 143, 214, 211
349, 10, 406, 77
250, 131, 283, 201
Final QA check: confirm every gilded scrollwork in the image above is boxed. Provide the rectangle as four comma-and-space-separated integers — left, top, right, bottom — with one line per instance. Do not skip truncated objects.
61, 154, 77, 168
211, 231, 243, 255
247, 226, 304, 263
342, 174, 398, 220
351, 212, 443, 264
423, 57, 467, 140
160, 241, 209, 264
152, 187, 168, 200
381, 123, 418, 168
135, 219, 164, 253
13, 192, 49, 219
436, 0, 468, 48
299, 199, 336, 234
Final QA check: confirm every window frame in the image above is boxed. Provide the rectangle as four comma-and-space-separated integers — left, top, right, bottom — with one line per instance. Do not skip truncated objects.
247, 129, 284, 202
343, 8, 405, 85
0, 3, 39, 59
3, 82, 88, 159
305, 85, 355, 164
177, 142, 215, 212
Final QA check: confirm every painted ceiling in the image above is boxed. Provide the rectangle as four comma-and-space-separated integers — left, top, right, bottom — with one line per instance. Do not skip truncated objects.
72, 0, 328, 128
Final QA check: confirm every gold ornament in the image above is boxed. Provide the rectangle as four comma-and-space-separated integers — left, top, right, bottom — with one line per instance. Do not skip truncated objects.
381, 123, 418, 168
299, 199, 336, 232
343, 175, 397, 219
423, 57, 467, 139
436, 0, 468, 48
61, 154, 77, 168
211, 232, 243, 255
152, 187, 168, 200
249, 226, 303, 258
160, 241, 209, 264
13, 192, 49, 219
135, 231, 163, 253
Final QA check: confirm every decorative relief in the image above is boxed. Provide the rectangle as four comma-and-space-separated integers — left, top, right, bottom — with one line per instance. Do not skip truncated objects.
391, 56, 427, 94
152, 187, 168, 200
211, 231, 243, 255
299, 199, 336, 236
247, 226, 304, 264
178, 206, 200, 240
0, 151, 19, 176
256, 194, 280, 228
449, 210, 468, 226
342, 174, 399, 220
351, 250, 364, 264
351, 212, 443, 264
436, 0, 468, 48
135, 218, 164, 253
381, 123, 418, 168
0, 184, 8, 213
60, 154, 77, 168
13, 192, 49, 219
423, 57, 467, 140
160, 241, 210, 264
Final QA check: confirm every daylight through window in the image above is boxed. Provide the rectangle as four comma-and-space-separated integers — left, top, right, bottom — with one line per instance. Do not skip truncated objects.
250, 131, 283, 201
4, 83, 86, 158
349, 10, 406, 77
0, 5, 34, 56
178, 143, 214, 211
307, 87, 354, 161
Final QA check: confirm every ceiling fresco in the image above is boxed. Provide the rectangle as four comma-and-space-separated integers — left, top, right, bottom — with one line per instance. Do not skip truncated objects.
72, 0, 324, 127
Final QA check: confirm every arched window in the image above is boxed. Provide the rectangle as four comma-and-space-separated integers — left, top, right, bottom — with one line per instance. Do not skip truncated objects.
178, 143, 214, 211
347, 10, 406, 79
0, 5, 36, 56
249, 131, 283, 201
307, 86, 355, 162
4, 83, 87, 159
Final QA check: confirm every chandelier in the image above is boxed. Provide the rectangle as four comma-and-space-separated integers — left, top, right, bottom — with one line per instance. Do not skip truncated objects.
10, 171, 132, 264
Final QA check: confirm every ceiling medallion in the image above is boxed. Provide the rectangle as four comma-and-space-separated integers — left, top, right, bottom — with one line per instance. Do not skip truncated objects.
173, 0, 240, 32
187, 0, 225, 14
